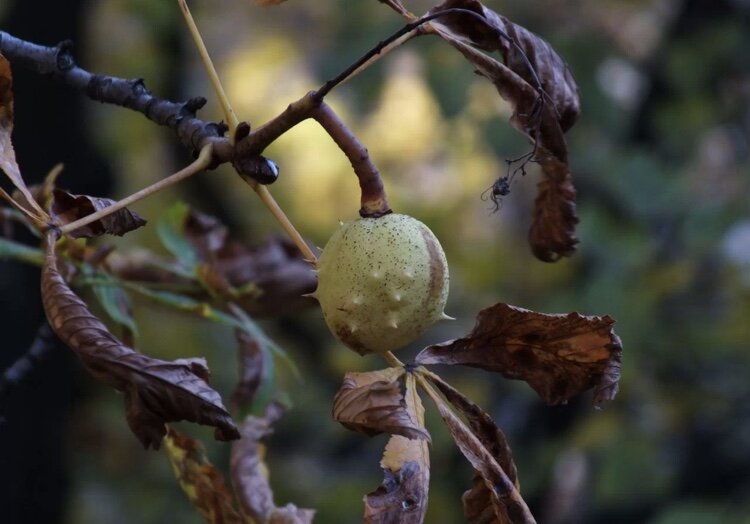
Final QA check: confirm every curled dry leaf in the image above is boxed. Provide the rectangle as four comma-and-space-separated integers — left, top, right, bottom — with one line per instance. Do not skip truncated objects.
364, 373, 430, 524
164, 428, 244, 524
427, 0, 579, 130
41, 232, 239, 449
416, 303, 623, 406
422, 378, 534, 524
423, 0, 580, 261
423, 371, 522, 523
231, 327, 269, 411
0, 54, 49, 221
332, 367, 431, 441
231, 403, 315, 524
50, 188, 147, 238
424, 371, 517, 487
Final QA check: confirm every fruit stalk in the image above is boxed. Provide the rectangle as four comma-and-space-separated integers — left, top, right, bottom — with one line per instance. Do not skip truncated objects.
311, 103, 391, 218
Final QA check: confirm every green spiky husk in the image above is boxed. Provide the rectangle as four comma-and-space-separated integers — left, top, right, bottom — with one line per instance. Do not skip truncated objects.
315, 214, 449, 355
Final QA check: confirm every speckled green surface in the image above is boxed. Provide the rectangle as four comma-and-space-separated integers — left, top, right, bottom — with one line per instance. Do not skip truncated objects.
315, 214, 449, 355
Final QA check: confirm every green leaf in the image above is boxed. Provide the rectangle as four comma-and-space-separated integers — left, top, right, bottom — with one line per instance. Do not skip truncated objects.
0, 237, 43, 265
126, 284, 240, 328
156, 201, 199, 269
230, 305, 300, 380
92, 278, 139, 339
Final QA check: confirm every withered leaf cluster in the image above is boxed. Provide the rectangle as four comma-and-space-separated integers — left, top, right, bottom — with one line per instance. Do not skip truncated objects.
41, 233, 240, 449
164, 405, 314, 524
383, 0, 581, 261
154, 204, 316, 317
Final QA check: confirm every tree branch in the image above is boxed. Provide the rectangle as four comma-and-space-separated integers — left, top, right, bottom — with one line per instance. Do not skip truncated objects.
0, 30, 392, 221
0, 31, 232, 160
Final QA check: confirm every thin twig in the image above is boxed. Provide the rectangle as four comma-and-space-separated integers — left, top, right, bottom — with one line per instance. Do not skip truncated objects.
0, 323, 57, 400
178, 0, 240, 135
315, 8, 546, 103
59, 144, 214, 236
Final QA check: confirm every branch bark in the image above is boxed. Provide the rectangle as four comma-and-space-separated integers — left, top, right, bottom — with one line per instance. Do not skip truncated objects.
0, 31, 392, 218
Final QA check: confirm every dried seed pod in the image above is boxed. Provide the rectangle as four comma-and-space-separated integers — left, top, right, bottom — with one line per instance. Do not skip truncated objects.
314, 214, 450, 355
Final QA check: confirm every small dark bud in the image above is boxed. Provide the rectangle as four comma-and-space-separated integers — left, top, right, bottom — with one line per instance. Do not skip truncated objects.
56, 41, 75, 71
234, 155, 279, 185
234, 121, 251, 141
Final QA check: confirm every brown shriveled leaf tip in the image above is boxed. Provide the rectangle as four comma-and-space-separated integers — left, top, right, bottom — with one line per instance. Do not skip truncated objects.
333, 368, 430, 441
425, 0, 580, 261
423, 372, 524, 523
164, 428, 244, 524
425, 377, 534, 523
231, 328, 267, 411
364, 374, 430, 524
183, 208, 317, 316
41, 234, 239, 449
416, 303, 622, 406
0, 54, 49, 221
51, 188, 146, 238
425, 372, 518, 487
231, 403, 315, 524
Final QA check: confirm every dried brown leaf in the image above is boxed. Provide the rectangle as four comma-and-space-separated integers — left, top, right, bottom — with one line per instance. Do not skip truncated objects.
416, 303, 622, 406
424, 379, 534, 523
183, 208, 317, 316
424, 1, 580, 261
427, 0, 579, 131
424, 371, 517, 487
423, 372, 522, 523
164, 428, 244, 524
231, 328, 267, 411
364, 373, 430, 524
50, 188, 146, 238
256, 0, 288, 5
333, 368, 430, 441
0, 54, 48, 221
41, 232, 239, 449
231, 403, 315, 523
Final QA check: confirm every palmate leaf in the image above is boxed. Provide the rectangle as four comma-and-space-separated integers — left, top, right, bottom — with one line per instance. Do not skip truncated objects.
416, 303, 622, 406
41, 231, 239, 449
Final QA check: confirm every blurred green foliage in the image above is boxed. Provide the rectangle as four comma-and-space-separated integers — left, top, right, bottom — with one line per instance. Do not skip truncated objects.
3, 0, 750, 522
